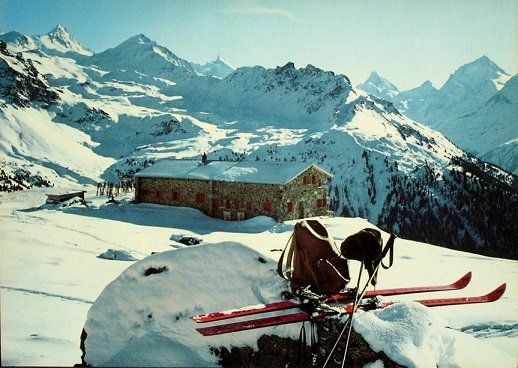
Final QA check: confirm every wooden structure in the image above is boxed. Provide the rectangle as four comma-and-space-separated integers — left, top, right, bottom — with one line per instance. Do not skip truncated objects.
46, 190, 86, 203
134, 159, 332, 222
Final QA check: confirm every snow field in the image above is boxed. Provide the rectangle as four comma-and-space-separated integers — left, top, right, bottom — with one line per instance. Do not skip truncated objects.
2, 187, 516, 366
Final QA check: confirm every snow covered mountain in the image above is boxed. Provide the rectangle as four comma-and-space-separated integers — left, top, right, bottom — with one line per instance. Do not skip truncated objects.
89, 34, 197, 78
481, 139, 518, 175
392, 80, 439, 115
441, 75, 518, 163
0, 24, 92, 56
356, 71, 399, 101
192, 55, 235, 78
0, 26, 516, 259
389, 56, 516, 173
401, 56, 511, 126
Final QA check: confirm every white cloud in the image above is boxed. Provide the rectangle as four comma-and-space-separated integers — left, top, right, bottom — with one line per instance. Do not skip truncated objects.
222, 5, 306, 23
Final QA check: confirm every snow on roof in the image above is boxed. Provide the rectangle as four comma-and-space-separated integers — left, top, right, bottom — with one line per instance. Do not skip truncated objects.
135, 159, 331, 184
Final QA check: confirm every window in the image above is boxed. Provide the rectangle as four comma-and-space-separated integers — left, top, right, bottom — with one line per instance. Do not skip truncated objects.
246, 201, 252, 210
234, 200, 239, 210
142, 189, 149, 196
317, 198, 327, 208
287, 202, 294, 212
196, 193, 205, 203
303, 176, 309, 184
312, 175, 317, 184
263, 201, 272, 211
156, 191, 162, 200
172, 191, 180, 201
212, 198, 220, 208
225, 199, 231, 209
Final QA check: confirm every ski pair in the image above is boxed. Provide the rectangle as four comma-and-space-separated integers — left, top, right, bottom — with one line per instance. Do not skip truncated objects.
191, 272, 473, 323
196, 282, 506, 336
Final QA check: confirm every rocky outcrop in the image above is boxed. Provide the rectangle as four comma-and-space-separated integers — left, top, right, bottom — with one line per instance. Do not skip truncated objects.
213, 318, 402, 368
0, 41, 59, 107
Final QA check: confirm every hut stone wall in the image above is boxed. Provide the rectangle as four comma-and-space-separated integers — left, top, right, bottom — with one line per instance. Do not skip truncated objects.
135, 165, 331, 222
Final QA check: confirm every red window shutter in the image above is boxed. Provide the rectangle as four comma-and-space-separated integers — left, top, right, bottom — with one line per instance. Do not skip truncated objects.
263, 201, 272, 211
233, 200, 239, 210
287, 202, 294, 212
173, 191, 180, 201
142, 189, 149, 196
225, 199, 231, 209
303, 176, 308, 184
196, 193, 205, 203
312, 175, 317, 184
156, 191, 161, 199
317, 199, 323, 207
246, 201, 252, 210
212, 198, 220, 208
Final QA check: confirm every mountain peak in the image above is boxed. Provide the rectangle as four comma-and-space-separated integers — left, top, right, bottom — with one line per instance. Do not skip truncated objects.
420, 80, 435, 88
442, 56, 510, 94
452, 55, 507, 77
215, 55, 227, 63
92, 34, 196, 76
126, 33, 153, 44
368, 71, 381, 79
49, 24, 69, 35
357, 71, 399, 100
192, 55, 235, 78
37, 24, 93, 56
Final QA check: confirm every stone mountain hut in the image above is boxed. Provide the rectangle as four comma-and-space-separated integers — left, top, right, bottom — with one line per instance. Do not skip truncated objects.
134, 159, 332, 222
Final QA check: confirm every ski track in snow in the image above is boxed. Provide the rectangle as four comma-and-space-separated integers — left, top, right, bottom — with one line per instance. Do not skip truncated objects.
1, 286, 94, 304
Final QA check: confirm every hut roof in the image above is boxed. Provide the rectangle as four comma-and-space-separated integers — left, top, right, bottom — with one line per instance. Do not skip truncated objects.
135, 159, 331, 185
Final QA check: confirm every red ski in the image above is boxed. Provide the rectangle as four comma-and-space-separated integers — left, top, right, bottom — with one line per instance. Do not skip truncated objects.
196, 283, 506, 336
191, 272, 472, 323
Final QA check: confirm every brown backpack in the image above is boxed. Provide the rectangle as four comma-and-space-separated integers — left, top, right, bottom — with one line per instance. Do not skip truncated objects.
277, 220, 350, 295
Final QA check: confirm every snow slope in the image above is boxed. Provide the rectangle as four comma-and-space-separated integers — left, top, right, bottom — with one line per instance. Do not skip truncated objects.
1, 188, 516, 366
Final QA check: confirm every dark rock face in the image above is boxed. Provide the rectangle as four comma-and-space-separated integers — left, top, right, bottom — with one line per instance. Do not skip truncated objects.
213, 318, 402, 368
0, 41, 59, 107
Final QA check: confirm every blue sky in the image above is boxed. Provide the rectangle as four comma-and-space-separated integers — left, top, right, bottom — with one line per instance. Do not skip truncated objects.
1, 0, 517, 90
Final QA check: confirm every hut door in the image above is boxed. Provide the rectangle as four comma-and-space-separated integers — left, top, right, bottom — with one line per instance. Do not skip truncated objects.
298, 202, 304, 218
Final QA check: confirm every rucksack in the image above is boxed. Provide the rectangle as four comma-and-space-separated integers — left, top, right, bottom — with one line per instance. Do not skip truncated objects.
277, 220, 350, 295
340, 228, 395, 286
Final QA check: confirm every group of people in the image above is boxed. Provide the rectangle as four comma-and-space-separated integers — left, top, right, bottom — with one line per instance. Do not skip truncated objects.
96, 179, 134, 198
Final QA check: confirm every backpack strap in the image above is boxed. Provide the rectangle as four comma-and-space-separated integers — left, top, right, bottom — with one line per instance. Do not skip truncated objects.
277, 231, 295, 281
379, 234, 396, 269
301, 220, 340, 254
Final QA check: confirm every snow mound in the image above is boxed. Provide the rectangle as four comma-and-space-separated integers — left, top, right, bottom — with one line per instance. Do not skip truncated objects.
83, 242, 295, 366
97, 249, 137, 261
353, 301, 516, 368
